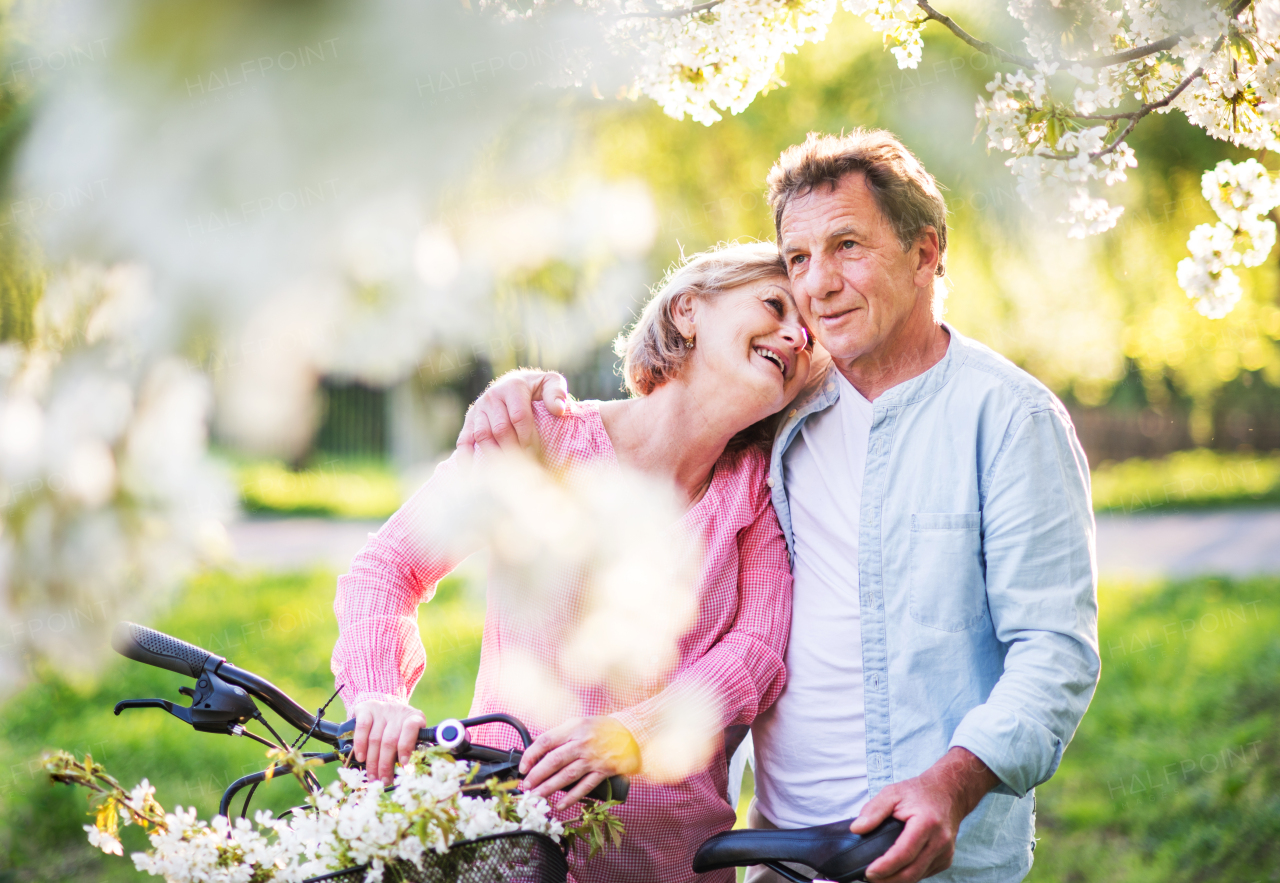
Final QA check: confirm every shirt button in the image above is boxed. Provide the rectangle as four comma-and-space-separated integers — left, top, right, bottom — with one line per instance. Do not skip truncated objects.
788, 409, 797, 418
766, 476, 775, 488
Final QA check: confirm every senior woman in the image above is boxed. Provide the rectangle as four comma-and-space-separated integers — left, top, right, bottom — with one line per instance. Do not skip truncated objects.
331, 242, 812, 883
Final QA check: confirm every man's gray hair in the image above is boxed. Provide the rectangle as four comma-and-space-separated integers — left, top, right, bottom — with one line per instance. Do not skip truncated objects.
766, 129, 949, 279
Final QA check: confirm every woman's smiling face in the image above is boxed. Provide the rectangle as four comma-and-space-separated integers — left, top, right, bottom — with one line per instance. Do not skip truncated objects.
680, 275, 813, 421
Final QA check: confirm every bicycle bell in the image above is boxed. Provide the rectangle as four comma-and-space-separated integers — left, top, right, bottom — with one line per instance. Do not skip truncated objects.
435, 718, 470, 752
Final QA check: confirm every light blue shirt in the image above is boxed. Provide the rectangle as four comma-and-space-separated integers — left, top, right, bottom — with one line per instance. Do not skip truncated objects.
764, 325, 1101, 882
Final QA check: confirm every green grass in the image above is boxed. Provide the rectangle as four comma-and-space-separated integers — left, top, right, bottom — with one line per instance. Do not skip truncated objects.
1091, 450, 1280, 514
1027, 575, 1280, 882
228, 449, 1280, 521
4, 571, 1277, 883
236, 458, 403, 519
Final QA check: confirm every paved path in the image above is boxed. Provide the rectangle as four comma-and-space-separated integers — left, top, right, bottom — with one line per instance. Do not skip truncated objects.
1093, 509, 1280, 579
227, 510, 1280, 578
227, 518, 383, 572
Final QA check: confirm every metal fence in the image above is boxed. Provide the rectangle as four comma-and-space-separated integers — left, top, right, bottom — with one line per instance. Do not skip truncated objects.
314, 381, 388, 460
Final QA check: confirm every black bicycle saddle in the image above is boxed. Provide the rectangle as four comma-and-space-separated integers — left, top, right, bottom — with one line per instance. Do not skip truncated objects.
692, 817, 904, 882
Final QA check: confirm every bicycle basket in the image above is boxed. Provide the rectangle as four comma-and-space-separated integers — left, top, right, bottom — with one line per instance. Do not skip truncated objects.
302, 832, 568, 883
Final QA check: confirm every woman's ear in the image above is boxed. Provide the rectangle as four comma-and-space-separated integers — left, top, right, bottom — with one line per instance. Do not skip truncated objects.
670, 291, 699, 342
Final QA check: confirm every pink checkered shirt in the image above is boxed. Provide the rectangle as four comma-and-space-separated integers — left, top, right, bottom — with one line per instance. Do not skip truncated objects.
332, 401, 793, 883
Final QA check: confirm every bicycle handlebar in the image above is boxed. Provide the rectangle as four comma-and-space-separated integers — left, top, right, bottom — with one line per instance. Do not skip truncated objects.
112, 621, 348, 743
112, 620, 219, 680
216, 661, 348, 743
111, 621, 629, 803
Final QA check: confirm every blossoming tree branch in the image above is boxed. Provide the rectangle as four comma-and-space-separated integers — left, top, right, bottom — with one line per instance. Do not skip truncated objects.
506, 0, 1280, 318
45, 746, 622, 880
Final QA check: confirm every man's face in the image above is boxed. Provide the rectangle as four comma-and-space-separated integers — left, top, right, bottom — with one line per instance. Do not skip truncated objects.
779, 173, 934, 366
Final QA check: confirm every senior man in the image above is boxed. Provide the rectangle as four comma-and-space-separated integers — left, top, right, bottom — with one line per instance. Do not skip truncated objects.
458, 129, 1101, 883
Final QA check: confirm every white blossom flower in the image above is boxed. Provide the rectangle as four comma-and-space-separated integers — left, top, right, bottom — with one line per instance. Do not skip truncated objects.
843, 0, 926, 69
1200, 159, 1280, 233
105, 751, 584, 882
1176, 159, 1280, 314
84, 823, 123, 856
1178, 258, 1243, 319
1260, 0, 1280, 43
617, 0, 838, 125
1068, 63, 1096, 84
123, 779, 156, 814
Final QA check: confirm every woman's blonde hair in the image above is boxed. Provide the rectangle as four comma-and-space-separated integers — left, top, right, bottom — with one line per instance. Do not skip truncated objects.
612, 241, 790, 453
614, 241, 788, 397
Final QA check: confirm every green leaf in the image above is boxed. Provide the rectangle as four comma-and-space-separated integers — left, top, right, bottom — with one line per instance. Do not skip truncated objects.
1229, 32, 1258, 65
562, 795, 627, 857
1046, 117, 1062, 148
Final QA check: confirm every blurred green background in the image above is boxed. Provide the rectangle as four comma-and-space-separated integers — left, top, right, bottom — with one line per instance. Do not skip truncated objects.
223, 10, 1280, 518
5, 10, 1279, 471
2, 5, 1279, 883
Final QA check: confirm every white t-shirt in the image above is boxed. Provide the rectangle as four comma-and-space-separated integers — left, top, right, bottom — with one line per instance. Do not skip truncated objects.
753, 372, 873, 828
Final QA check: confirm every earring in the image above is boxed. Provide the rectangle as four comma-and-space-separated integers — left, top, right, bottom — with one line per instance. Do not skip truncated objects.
684, 337, 695, 349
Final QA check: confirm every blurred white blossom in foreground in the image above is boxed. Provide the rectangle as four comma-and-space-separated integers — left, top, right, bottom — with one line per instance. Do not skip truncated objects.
0, 0, 663, 683
16, 0, 652, 460
0, 265, 233, 695
421, 450, 721, 778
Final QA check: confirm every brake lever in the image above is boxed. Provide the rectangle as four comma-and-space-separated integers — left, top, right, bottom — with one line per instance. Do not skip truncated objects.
114, 664, 259, 734
114, 698, 195, 725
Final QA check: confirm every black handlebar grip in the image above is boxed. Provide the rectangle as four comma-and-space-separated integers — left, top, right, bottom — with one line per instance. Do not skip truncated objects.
586, 774, 630, 803
112, 621, 222, 679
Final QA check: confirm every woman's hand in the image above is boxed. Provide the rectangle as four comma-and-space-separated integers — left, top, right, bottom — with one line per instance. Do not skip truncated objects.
518, 716, 641, 809
352, 700, 427, 786
457, 370, 569, 457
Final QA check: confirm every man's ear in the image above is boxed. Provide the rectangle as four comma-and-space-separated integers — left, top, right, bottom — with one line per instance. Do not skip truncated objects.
670, 291, 699, 341
912, 227, 941, 287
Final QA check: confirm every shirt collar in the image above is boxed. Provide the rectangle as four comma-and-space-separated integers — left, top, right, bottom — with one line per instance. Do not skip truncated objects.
803, 321, 970, 414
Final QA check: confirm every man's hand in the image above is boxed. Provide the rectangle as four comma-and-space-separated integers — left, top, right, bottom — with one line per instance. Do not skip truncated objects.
457, 370, 569, 456
518, 716, 641, 809
851, 747, 1000, 883
351, 699, 427, 786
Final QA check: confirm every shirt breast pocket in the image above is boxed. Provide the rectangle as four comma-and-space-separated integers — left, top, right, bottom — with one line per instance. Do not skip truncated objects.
907, 512, 988, 633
